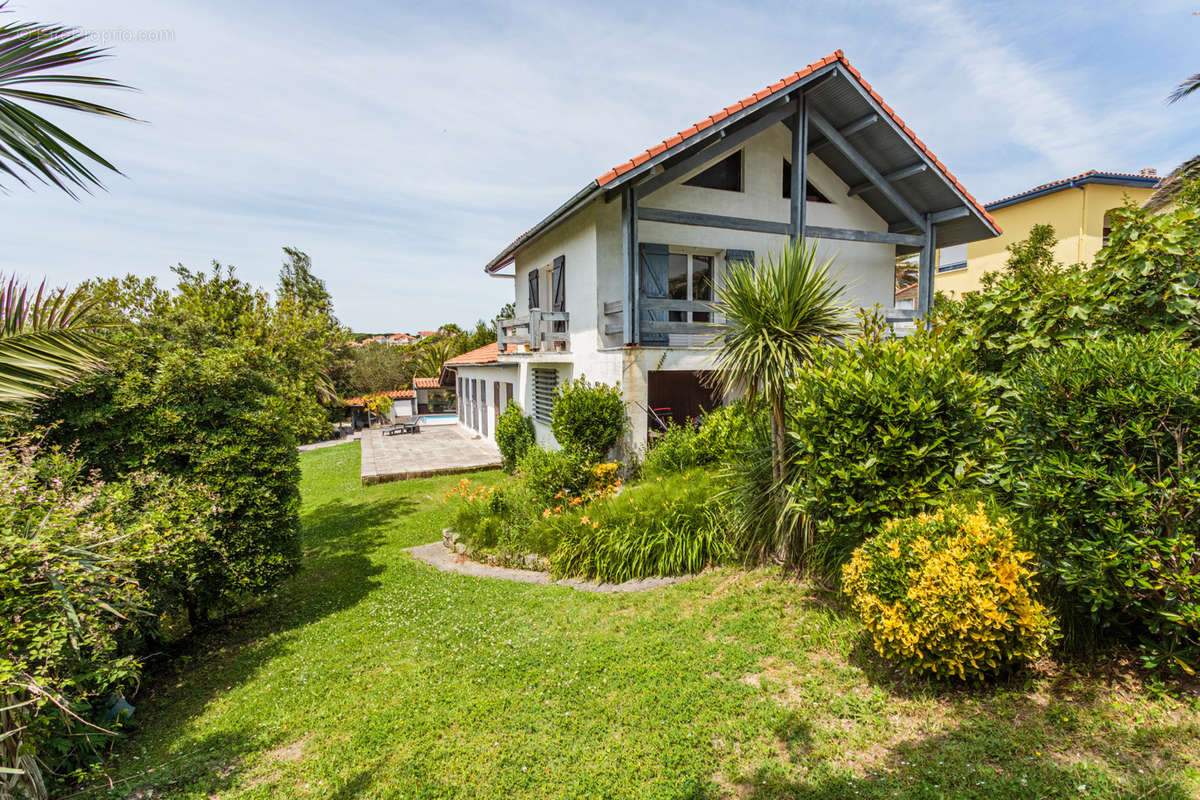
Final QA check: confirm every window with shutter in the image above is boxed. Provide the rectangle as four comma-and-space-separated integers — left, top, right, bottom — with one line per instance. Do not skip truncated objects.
639, 243, 670, 346
551, 255, 565, 334
531, 368, 558, 425
528, 270, 540, 310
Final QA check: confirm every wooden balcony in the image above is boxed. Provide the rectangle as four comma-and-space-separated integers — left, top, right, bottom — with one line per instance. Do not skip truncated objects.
496, 310, 569, 353
604, 297, 918, 344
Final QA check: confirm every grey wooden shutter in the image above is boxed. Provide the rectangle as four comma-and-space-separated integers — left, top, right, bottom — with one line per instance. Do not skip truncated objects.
551, 256, 565, 311
639, 243, 670, 346
528, 270, 540, 310
551, 255, 566, 333
726, 249, 754, 267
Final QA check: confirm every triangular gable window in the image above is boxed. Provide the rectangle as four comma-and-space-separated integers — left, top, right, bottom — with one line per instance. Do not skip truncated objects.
683, 151, 742, 192
782, 159, 831, 202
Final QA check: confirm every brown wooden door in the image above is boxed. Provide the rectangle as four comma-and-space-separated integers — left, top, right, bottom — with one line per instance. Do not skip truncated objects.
493, 382, 501, 431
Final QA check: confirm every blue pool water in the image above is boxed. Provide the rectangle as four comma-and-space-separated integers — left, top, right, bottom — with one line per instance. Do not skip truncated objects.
418, 413, 458, 426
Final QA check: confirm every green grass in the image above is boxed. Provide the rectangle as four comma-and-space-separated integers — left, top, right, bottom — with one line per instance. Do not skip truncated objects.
88, 442, 1200, 799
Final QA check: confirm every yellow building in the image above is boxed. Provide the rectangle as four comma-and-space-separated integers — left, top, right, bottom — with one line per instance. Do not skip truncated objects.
935, 170, 1160, 297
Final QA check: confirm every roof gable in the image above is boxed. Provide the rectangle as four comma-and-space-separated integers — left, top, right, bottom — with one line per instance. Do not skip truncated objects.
485, 50, 997, 272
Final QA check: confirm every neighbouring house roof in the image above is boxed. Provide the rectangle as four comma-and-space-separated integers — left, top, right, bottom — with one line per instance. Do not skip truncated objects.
439, 342, 503, 386
442, 342, 500, 367
986, 170, 1161, 211
342, 388, 414, 407
484, 49, 998, 273
894, 282, 918, 301
413, 377, 440, 389
418, 330, 439, 337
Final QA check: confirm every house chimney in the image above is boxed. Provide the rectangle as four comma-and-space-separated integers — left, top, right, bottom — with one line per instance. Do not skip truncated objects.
1139, 168, 1157, 177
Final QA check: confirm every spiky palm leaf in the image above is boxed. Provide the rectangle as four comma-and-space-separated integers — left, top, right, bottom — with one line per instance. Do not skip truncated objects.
1145, 154, 1200, 211
1169, 73, 1200, 104
708, 239, 851, 409
0, 3, 134, 198
0, 276, 105, 415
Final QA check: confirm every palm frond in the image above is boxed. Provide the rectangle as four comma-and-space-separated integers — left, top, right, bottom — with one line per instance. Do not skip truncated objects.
1168, 73, 1200, 105
1144, 154, 1200, 211
0, 275, 106, 415
708, 238, 851, 405
0, 7, 134, 198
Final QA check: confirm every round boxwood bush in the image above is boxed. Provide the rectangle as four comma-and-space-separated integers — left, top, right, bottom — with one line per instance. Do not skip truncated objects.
843, 504, 1056, 680
549, 377, 626, 459
495, 402, 536, 472
1009, 334, 1200, 671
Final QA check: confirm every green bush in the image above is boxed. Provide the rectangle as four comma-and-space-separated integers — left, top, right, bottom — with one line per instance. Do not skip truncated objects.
495, 402, 536, 472
515, 446, 593, 504
786, 328, 999, 576
0, 438, 217, 789
549, 377, 627, 459
929, 183, 1200, 376
1009, 334, 1200, 671
842, 504, 1055, 680
642, 404, 759, 477
550, 470, 731, 582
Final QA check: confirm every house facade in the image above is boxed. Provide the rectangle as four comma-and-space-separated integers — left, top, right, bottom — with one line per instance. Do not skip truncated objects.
441, 343, 518, 442
936, 170, 1160, 296
469, 50, 999, 453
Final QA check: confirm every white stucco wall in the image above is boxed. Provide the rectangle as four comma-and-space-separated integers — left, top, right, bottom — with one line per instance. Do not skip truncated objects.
493, 117, 900, 456
453, 364, 518, 442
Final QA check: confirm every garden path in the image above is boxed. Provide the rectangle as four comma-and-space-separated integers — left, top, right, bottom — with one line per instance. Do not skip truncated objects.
406, 542, 693, 593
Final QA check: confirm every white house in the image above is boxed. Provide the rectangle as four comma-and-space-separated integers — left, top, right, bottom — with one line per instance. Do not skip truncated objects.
466, 50, 999, 454
441, 343, 518, 442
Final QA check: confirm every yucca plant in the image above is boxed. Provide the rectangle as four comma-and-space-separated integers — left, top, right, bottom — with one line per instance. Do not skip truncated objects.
0, 276, 105, 415
709, 239, 850, 484
0, 3, 134, 197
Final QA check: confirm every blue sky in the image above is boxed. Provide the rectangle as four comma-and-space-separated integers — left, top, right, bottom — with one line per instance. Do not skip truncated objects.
5, 0, 1199, 332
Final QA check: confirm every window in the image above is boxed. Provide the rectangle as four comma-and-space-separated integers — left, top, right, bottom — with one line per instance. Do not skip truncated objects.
532, 368, 557, 425
1103, 209, 1117, 246
667, 252, 713, 323
683, 151, 742, 192
781, 160, 831, 202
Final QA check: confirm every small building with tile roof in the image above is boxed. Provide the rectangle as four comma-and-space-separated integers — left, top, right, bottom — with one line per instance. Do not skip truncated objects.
936, 169, 1161, 297
473, 50, 999, 452
439, 343, 517, 442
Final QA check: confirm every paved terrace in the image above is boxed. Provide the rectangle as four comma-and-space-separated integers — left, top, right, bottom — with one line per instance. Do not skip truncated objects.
359, 425, 502, 485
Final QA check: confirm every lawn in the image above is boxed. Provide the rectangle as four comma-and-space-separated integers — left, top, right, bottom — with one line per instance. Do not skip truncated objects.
91, 443, 1200, 799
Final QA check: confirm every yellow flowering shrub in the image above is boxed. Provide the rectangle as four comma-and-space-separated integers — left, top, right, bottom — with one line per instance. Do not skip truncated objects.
842, 504, 1056, 680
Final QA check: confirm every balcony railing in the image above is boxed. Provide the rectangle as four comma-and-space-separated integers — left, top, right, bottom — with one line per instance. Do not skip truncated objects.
496, 310, 569, 353
604, 297, 919, 343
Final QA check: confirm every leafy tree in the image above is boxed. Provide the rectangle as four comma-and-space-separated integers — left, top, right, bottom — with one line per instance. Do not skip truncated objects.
710, 239, 850, 485
0, 4, 134, 196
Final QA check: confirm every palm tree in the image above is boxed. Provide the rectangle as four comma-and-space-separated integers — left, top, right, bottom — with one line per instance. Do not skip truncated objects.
1150, 12, 1200, 209
709, 239, 851, 485
0, 277, 105, 415
0, 4, 134, 197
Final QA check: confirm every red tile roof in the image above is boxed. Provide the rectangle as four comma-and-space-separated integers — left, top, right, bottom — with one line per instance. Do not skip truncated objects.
413, 376, 440, 389
485, 50, 995, 272
342, 388, 414, 407
594, 50, 994, 229
418, 330, 439, 337
443, 342, 500, 367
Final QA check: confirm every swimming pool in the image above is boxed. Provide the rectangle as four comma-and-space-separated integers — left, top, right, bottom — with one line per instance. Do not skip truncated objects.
417, 413, 458, 426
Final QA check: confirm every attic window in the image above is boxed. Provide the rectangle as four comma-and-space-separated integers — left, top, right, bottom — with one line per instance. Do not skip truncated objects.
782, 160, 831, 202
683, 151, 742, 192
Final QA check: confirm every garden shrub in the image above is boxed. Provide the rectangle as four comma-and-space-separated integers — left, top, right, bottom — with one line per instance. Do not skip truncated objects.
786, 326, 999, 576
495, 402, 536, 472
550, 470, 731, 582
842, 504, 1056, 680
549, 377, 627, 459
515, 446, 593, 504
642, 404, 759, 477
1009, 334, 1200, 671
0, 439, 217, 789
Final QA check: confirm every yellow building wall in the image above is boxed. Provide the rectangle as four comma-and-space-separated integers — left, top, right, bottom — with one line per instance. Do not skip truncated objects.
936, 183, 1155, 298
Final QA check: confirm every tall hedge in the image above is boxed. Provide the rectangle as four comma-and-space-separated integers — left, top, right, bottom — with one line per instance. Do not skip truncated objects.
785, 331, 999, 575
1009, 334, 1200, 670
